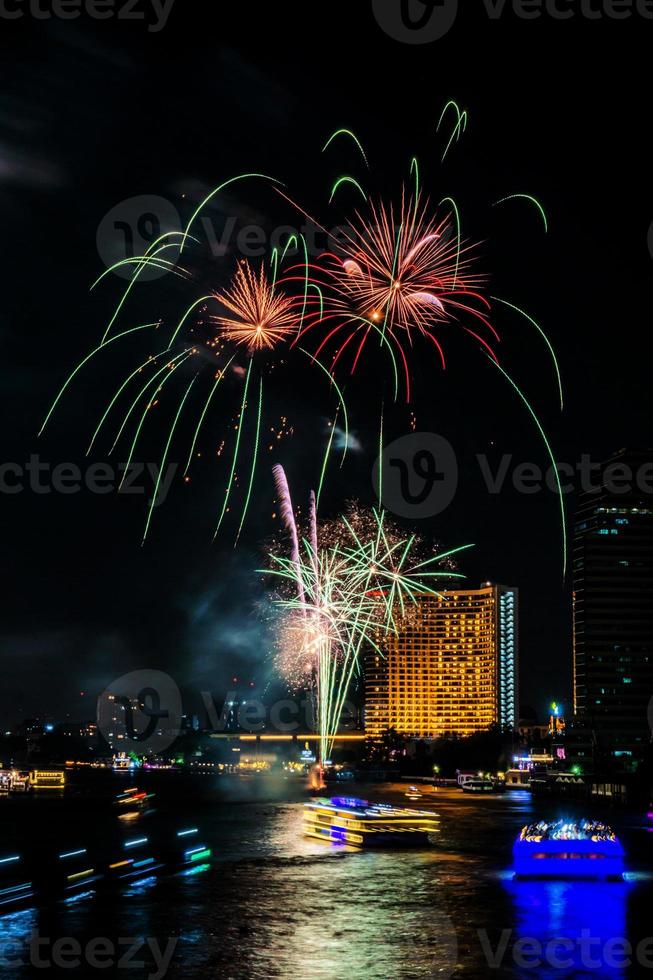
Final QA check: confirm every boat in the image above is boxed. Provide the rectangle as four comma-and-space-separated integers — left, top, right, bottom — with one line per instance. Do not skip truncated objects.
461, 779, 496, 793
0, 853, 34, 911
29, 769, 65, 790
513, 819, 625, 879
303, 796, 439, 848
405, 786, 423, 800
114, 787, 154, 817
9, 771, 31, 793
0, 821, 213, 916
55, 847, 103, 899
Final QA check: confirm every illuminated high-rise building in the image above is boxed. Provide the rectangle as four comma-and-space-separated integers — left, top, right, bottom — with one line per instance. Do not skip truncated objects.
364, 583, 519, 738
573, 449, 653, 762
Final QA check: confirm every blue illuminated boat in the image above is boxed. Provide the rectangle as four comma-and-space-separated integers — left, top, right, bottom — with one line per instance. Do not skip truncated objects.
303, 796, 440, 848
513, 819, 625, 880
0, 853, 34, 911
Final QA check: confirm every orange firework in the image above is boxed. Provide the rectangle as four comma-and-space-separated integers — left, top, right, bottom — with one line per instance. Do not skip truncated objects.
213, 260, 298, 352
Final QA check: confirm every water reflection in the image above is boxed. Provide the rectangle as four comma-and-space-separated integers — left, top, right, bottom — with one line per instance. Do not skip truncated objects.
504, 878, 631, 979
0, 907, 38, 966
0, 785, 651, 978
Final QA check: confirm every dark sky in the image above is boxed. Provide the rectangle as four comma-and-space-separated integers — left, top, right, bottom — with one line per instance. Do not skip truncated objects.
1, 1, 652, 726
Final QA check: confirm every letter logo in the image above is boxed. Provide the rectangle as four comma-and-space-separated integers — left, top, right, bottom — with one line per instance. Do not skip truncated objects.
96, 195, 181, 281
97, 669, 182, 755
373, 432, 458, 518
372, 0, 458, 44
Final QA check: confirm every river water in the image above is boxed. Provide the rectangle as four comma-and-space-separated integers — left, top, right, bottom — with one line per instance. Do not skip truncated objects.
0, 775, 652, 979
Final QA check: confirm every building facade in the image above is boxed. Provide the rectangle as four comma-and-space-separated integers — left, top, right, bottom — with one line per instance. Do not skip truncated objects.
573, 449, 653, 763
364, 583, 519, 738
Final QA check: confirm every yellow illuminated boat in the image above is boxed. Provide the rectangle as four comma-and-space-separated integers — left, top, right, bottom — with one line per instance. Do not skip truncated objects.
29, 769, 65, 790
303, 796, 440, 848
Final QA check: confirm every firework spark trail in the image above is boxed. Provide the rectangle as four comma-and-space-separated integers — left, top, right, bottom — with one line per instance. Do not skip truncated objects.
119, 351, 195, 485
38, 323, 158, 438
270, 247, 280, 289
142, 372, 198, 545
94, 235, 192, 344
93, 252, 180, 282
308, 490, 318, 574
111, 348, 194, 461
298, 233, 310, 330
439, 196, 461, 285
91, 233, 191, 291
491, 295, 563, 411
493, 194, 549, 233
487, 355, 567, 578
316, 415, 338, 510
299, 310, 400, 402
182, 356, 236, 476
272, 463, 305, 609
179, 173, 284, 254
86, 347, 171, 456
322, 128, 369, 168
307, 486, 320, 737
168, 295, 213, 350
213, 359, 252, 540
295, 348, 349, 464
437, 100, 468, 162
410, 157, 420, 197
235, 376, 263, 547
329, 175, 367, 205
280, 235, 299, 266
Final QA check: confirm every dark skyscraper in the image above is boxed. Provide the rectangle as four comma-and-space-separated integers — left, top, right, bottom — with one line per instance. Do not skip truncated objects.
573, 450, 653, 765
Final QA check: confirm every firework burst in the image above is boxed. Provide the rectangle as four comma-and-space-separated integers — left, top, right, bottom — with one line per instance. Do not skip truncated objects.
213, 260, 299, 352
265, 467, 473, 767
39, 238, 346, 546
285, 191, 496, 402
40, 114, 566, 571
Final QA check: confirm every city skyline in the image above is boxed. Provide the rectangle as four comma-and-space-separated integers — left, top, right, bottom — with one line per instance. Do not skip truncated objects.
2, 448, 652, 727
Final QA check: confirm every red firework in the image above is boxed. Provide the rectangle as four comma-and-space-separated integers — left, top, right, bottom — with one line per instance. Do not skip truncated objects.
289, 191, 497, 401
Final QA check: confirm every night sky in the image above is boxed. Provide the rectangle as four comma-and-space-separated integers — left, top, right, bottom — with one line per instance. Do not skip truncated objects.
2, 1, 652, 727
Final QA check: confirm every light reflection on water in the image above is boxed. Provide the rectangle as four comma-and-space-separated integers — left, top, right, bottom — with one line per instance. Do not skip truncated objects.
0, 783, 651, 978
504, 879, 631, 980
